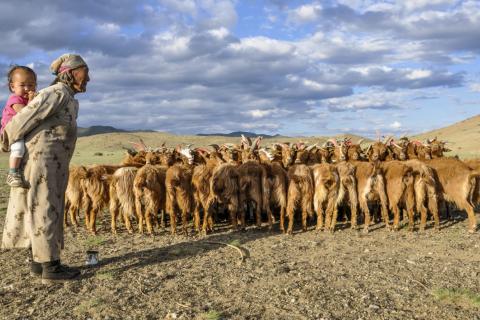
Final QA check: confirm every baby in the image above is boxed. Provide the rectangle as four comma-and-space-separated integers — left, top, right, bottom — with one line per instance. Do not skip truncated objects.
1, 66, 37, 187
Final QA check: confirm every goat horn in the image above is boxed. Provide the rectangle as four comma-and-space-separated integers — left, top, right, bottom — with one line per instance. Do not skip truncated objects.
209, 144, 220, 151
306, 144, 316, 151
392, 142, 402, 149
357, 139, 364, 145
383, 135, 393, 144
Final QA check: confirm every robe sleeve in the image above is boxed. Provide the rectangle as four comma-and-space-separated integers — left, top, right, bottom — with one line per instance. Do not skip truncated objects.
1, 86, 69, 152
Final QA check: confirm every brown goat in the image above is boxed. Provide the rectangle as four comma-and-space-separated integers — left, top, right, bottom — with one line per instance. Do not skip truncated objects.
192, 149, 223, 233
109, 167, 139, 234
426, 158, 479, 233
259, 148, 288, 230
133, 152, 167, 235
366, 136, 394, 162
64, 165, 87, 227
210, 162, 241, 231
165, 147, 195, 235
236, 136, 270, 229
311, 163, 340, 231
285, 144, 315, 234
380, 161, 415, 231
405, 160, 440, 231
335, 161, 359, 230
82, 165, 121, 234
350, 161, 389, 232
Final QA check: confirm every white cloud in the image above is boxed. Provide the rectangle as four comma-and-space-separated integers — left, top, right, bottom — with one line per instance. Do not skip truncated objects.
390, 121, 402, 129
288, 3, 322, 23
406, 69, 433, 80
470, 83, 480, 92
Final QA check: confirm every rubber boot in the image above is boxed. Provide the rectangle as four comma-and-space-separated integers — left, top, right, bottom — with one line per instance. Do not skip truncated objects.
41, 260, 80, 284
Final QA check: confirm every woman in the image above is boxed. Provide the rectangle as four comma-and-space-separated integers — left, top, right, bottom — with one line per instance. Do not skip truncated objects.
1, 53, 90, 284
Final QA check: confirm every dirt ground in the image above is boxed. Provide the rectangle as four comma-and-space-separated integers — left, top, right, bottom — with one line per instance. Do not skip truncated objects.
1, 172, 480, 319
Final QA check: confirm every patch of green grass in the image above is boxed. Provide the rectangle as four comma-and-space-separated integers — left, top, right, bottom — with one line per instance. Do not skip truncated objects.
433, 288, 480, 308
228, 239, 241, 247
75, 297, 106, 315
95, 271, 115, 280
197, 310, 223, 320
84, 235, 107, 248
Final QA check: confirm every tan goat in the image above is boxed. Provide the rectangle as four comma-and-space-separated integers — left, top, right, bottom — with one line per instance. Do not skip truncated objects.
210, 161, 241, 231
335, 162, 359, 230
350, 161, 389, 232
237, 136, 270, 229
404, 160, 440, 231
379, 161, 415, 231
81, 165, 122, 234
133, 152, 168, 235
109, 166, 139, 234
165, 147, 195, 235
426, 158, 479, 233
259, 148, 288, 231
311, 163, 340, 231
285, 144, 315, 234
64, 165, 87, 227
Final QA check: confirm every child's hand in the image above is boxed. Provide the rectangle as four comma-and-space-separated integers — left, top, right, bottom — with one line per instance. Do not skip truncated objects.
27, 91, 36, 102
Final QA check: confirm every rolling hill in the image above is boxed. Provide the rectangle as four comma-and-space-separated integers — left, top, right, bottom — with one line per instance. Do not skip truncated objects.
69, 114, 479, 165
412, 114, 480, 159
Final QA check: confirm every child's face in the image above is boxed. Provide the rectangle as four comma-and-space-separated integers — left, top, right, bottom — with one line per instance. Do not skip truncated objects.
9, 70, 36, 99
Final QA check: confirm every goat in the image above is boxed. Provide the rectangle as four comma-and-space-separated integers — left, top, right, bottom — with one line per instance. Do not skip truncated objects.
81, 165, 122, 234
237, 136, 270, 229
259, 148, 288, 231
64, 165, 87, 227
191, 148, 223, 234
405, 160, 440, 231
165, 146, 195, 235
284, 143, 315, 234
210, 161, 241, 231
350, 161, 389, 232
365, 136, 394, 162
109, 166, 139, 234
133, 152, 168, 235
311, 163, 340, 231
335, 161, 359, 230
426, 158, 479, 233
379, 161, 415, 231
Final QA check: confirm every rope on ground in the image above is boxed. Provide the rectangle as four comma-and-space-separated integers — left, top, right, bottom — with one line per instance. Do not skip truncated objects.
203, 241, 246, 264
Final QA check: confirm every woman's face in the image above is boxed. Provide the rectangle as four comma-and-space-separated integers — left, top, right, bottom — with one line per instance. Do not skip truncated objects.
10, 70, 36, 98
71, 66, 90, 93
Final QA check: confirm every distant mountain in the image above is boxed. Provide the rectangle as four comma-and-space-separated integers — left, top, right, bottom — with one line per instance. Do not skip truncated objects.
196, 131, 283, 138
77, 125, 127, 137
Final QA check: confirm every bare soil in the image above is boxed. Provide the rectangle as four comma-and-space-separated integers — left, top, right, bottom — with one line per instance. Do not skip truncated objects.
1, 204, 480, 320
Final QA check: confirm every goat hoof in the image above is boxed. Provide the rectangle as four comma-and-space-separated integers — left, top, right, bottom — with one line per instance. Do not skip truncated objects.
362, 228, 369, 234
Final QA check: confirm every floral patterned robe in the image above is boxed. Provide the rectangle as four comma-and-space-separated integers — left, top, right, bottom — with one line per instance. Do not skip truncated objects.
1, 82, 78, 263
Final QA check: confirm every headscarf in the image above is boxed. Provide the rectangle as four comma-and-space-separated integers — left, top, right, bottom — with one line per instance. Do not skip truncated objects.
50, 54, 87, 75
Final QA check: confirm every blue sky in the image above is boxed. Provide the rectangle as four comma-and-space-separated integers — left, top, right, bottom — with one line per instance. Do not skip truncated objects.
0, 0, 479, 137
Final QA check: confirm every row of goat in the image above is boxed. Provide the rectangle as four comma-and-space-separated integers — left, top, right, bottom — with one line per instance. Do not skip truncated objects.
64, 135, 480, 235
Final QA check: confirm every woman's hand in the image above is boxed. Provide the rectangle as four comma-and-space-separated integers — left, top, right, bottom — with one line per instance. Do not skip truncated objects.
27, 91, 36, 103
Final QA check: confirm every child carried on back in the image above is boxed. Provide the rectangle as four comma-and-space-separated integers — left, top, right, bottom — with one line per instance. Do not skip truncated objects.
1, 66, 37, 187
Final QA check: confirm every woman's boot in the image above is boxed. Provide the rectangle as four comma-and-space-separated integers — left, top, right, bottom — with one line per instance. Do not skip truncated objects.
41, 260, 80, 284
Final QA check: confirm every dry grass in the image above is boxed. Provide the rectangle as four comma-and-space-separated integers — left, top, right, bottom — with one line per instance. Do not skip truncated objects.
68, 114, 480, 165
413, 114, 480, 159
